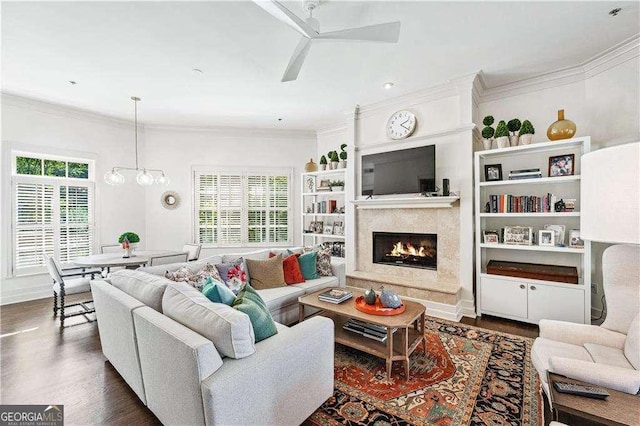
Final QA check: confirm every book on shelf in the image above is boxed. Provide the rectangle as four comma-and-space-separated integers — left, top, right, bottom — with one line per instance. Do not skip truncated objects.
488, 193, 561, 213
508, 168, 542, 180
318, 289, 353, 304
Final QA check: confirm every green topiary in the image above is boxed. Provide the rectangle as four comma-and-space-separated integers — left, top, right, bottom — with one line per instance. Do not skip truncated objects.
507, 119, 521, 134
118, 231, 140, 244
483, 115, 495, 126
519, 120, 535, 136
494, 120, 509, 138
328, 151, 339, 162
330, 180, 345, 187
320, 155, 327, 165
339, 144, 347, 160
482, 126, 495, 139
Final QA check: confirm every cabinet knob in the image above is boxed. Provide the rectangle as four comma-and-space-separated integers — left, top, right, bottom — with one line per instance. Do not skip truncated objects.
530, 285, 537, 291
519, 284, 525, 289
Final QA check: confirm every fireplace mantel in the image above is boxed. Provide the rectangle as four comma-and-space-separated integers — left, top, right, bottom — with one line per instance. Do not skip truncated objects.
351, 196, 459, 209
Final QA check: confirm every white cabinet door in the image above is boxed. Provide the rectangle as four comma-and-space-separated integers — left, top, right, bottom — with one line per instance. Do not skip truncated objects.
527, 284, 585, 324
480, 276, 528, 319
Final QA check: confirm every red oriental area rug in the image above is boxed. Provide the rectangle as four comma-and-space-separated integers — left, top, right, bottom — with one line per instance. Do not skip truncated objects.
308, 318, 542, 426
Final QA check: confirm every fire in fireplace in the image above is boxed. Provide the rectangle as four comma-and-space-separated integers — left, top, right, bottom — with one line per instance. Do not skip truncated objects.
373, 232, 437, 270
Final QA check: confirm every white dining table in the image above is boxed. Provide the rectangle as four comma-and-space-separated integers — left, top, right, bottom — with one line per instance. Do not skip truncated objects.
73, 250, 183, 269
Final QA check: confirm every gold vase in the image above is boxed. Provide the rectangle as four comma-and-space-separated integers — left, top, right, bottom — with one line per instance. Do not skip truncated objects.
547, 109, 576, 141
304, 158, 318, 172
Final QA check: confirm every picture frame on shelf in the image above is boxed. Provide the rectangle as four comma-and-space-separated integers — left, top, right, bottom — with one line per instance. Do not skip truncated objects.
484, 164, 503, 181
548, 154, 575, 177
333, 221, 344, 236
539, 230, 555, 246
308, 221, 317, 233
569, 229, 584, 248
313, 221, 324, 234
323, 224, 333, 234
317, 179, 331, 191
483, 230, 500, 244
544, 224, 566, 246
503, 226, 533, 245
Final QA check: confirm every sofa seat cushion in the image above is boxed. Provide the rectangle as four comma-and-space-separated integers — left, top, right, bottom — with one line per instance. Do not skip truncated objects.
583, 343, 634, 369
258, 286, 305, 312
110, 270, 172, 312
531, 337, 593, 384
53, 278, 91, 295
162, 282, 255, 359
293, 276, 339, 294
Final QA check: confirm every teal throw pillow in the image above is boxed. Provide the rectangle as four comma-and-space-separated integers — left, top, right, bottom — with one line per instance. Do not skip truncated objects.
201, 277, 236, 306
298, 251, 319, 280
232, 284, 278, 342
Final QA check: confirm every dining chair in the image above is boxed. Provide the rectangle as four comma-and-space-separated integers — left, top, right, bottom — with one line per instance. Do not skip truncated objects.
148, 252, 189, 267
182, 243, 202, 261
45, 255, 101, 329
100, 244, 121, 254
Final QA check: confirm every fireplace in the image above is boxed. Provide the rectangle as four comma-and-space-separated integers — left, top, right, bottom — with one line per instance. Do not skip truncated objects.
373, 232, 437, 270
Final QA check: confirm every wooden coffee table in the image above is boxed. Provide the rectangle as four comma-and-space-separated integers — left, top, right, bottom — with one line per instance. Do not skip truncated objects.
548, 372, 640, 426
298, 287, 426, 380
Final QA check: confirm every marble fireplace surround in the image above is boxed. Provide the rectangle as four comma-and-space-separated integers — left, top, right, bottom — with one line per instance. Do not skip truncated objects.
347, 206, 461, 307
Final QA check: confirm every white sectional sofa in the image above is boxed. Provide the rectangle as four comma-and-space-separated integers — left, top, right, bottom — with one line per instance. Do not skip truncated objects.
91, 247, 343, 425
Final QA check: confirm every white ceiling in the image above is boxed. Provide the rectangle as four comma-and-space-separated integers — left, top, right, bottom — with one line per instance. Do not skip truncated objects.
2, 1, 638, 130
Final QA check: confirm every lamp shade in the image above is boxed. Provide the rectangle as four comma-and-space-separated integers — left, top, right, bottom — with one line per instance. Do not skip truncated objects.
580, 142, 640, 244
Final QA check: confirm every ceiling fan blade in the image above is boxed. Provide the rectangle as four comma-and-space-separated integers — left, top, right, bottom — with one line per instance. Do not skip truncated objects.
316, 21, 401, 43
281, 37, 312, 82
253, 1, 318, 38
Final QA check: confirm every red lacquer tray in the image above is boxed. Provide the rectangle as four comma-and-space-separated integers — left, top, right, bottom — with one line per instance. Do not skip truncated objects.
354, 295, 406, 316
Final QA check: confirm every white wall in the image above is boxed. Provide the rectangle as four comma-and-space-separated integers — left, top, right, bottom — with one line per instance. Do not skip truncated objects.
1, 94, 147, 304
142, 126, 316, 256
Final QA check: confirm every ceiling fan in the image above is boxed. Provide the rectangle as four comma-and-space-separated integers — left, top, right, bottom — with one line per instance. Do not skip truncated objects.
253, 0, 401, 82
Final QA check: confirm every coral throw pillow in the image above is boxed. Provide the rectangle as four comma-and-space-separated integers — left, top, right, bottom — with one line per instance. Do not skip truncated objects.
270, 252, 305, 285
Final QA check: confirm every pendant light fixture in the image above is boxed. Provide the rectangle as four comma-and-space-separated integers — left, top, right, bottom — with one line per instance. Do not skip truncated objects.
104, 96, 170, 186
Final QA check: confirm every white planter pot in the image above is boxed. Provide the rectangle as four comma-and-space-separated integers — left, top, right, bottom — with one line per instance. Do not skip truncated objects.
496, 136, 510, 149
509, 135, 519, 147
482, 138, 493, 150
332, 186, 344, 192
319, 164, 327, 171
519, 134, 533, 145
338, 160, 346, 169
331, 161, 339, 170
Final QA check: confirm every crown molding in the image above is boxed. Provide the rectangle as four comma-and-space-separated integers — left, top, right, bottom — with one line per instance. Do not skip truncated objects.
316, 123, 348, 137
583, 34, 639, 79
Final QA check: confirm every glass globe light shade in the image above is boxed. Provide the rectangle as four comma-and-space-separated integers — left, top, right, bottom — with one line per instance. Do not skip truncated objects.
136, 169, 154, 186
155, 172, 170, 186
104, 169, 125, 185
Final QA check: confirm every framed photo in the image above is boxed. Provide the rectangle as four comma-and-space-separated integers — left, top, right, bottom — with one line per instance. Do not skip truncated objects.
503, 226, 533, 245
544, 224, 566, 246
308, 221, 317, 233
317, 179, 331, 190
483, 230, 500, 244
569, 229, 584, 248
323, 225, 333, 234
484, 164, 503, 181
313, 221, 324, 234
332, 221, 344, 236
538, 230, 555, 246
548, 154, 575, 177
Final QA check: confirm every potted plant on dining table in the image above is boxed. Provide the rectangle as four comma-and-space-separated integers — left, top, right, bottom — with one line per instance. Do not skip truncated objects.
118, 231, 140, 258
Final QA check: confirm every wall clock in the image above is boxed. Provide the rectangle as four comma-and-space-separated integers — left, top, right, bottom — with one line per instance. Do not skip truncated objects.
386, 110, 417, 140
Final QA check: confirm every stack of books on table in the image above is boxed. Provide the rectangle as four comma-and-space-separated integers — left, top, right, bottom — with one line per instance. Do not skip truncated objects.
343, 318, 396, 342
318, 289, 353, 304
508, 168, 542, 180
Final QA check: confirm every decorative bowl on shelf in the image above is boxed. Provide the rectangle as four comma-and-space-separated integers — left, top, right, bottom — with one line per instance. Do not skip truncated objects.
354, 296, 405, 316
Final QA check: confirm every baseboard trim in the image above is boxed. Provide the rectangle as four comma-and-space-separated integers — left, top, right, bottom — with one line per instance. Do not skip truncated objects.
0, 287, 52, 306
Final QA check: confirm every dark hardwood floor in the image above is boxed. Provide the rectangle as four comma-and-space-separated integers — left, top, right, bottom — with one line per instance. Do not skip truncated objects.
2, 294, 549, 425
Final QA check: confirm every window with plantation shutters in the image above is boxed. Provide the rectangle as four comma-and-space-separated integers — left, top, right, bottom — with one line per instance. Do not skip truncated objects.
194, 168, 292, 247
11, 152, 94, 275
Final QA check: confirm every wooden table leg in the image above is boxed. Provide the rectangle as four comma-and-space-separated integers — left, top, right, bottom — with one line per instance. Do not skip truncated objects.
298, 304, 304, 323
403, 326, 410, 379
421, 312, 426, 352
386, 327, 393, 380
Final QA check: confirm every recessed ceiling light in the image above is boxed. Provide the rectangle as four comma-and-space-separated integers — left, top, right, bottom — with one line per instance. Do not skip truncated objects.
609, 8, 622, 16
68, 80, 77, 85
383, 82, 394, 90
192, 68, 204, 74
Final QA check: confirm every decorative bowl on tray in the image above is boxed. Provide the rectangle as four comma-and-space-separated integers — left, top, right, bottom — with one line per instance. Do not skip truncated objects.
354, 295, 406, 316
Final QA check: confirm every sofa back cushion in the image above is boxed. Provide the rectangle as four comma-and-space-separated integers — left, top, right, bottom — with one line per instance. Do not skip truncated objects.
110, 270, 172, 312
624, 313, 640, 370
137, 255, 223, 276
162, 282, 255, 359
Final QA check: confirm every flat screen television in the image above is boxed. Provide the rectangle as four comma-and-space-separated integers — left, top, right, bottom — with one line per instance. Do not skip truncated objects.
361, 145, 435, 196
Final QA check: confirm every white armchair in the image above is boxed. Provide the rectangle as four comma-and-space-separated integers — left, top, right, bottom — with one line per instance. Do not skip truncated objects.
531, 244, 640, 395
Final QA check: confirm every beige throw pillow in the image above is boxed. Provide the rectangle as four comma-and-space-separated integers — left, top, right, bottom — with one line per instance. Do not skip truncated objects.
245, 254, 286, 290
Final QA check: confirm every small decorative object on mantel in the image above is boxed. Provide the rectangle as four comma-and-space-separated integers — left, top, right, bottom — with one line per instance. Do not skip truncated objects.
380, 286, 403, 309
304, 158, 318, 172
319, 155, 327, 171
507, 119, 521, 146
481, 115, 495, 150
118, 231, 140, 258
338, 144, 347, 169
547, 109, 576, 141
494, 120, 510, 149
518, 120, 535, 145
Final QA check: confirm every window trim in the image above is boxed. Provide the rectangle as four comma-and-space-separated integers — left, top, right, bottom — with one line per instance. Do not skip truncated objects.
192, 166, 293, 248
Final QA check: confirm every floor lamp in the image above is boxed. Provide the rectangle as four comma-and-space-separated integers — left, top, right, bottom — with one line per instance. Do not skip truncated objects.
581, 142, 639, 323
